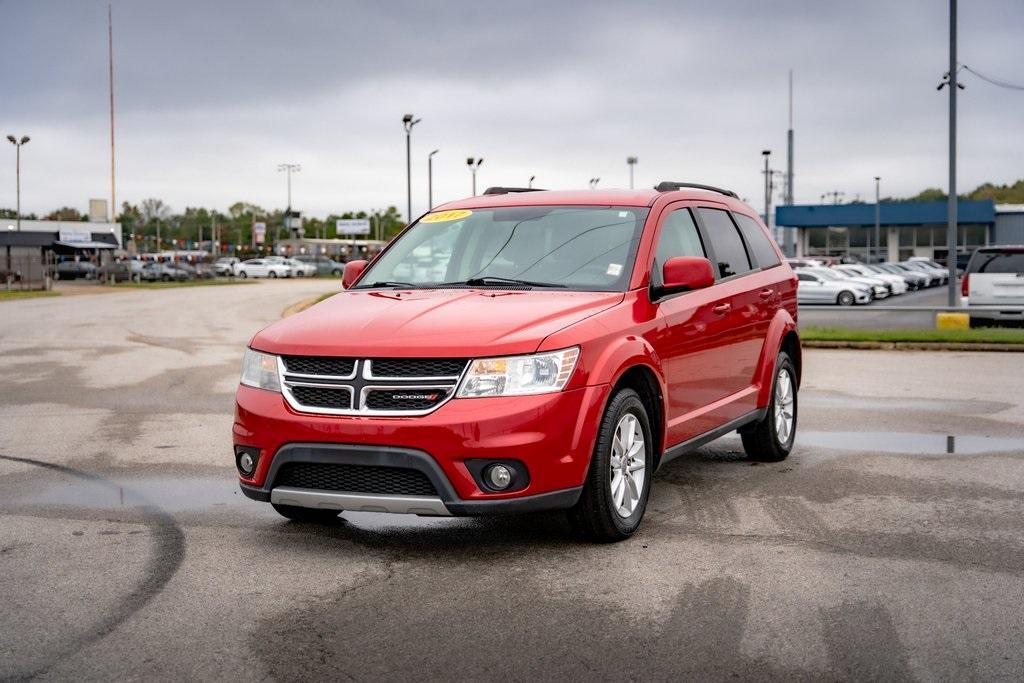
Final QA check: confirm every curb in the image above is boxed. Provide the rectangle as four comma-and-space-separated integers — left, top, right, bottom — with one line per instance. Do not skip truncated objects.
803, 340, 1024, 352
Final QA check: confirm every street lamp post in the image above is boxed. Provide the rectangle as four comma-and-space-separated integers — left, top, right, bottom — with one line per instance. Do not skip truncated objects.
403, 114, 421, 224
466, 157, 483, 195
528, 175, 535, 189
761, 150, 771, 228
626, 156, 637, 189
427, 149, 439, 210
277, 163, 300, 243
6, 135, 30, 231
874, 176, 881, 263
589, 177, 600, 189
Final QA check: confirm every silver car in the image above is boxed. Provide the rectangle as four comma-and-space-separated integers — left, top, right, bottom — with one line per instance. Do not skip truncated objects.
796, 269, 872, 306
828, 265, 890, 299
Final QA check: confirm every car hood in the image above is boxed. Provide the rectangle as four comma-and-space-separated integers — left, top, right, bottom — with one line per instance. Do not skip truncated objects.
251, 289, 624, 357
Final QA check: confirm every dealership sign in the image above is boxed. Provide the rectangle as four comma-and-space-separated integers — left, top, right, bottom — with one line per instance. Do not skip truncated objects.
253, 222, 266, 244
336, 219, 370, 235
58, 228, 92, 243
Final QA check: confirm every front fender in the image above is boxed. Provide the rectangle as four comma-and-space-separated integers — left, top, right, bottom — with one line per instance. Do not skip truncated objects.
754, 309, 800, 407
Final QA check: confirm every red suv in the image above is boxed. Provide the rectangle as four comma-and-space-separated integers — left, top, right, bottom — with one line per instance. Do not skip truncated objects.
234, 183, 800, 540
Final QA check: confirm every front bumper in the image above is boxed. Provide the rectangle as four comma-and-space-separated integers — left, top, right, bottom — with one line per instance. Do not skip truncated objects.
233, 383, 609, 514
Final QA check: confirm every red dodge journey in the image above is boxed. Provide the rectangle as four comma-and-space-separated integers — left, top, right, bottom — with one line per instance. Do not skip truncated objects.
234, 182, 800, 540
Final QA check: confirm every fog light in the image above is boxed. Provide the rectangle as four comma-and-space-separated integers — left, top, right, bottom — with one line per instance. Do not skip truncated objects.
235, 446, 259, 477
485, 464, 513, 490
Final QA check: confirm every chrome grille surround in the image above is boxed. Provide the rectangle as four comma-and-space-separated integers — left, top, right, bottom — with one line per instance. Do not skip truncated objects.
278, 356, 468, 416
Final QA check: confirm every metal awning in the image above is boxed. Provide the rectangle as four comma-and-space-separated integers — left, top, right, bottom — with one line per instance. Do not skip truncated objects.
54, 240, 117, 249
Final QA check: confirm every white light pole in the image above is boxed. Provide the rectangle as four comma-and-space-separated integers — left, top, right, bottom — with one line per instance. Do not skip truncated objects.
466, 157, 483, 195
6, 135, 30, 231
874, 176, 881, 263
403, 114, 421, 222
626, 156, 637, 189
278, 163, 300, 242
427, 149, 439, 210
528, 175, 535, 189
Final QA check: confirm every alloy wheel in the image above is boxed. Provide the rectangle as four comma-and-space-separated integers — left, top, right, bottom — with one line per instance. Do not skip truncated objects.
609, 413, 646, 518
774, 368, 795, 445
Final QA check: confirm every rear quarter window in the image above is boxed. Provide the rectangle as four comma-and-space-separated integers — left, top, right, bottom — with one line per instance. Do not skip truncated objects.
732, 213, 782, 269
967, 250, 1024, 274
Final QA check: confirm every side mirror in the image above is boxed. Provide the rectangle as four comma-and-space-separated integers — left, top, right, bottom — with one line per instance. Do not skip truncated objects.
342, 260, 367, 289
655, 256, 715, 298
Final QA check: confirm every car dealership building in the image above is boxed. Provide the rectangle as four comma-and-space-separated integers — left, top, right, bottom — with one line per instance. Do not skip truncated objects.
775, 200, 1023, 264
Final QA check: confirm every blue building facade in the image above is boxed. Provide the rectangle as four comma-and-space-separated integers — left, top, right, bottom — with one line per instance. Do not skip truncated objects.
775, 200, 995, 264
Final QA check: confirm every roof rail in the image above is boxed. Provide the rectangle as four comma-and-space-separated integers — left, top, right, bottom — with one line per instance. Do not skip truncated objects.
654, 181, 739, 199
482, 186, 545, 196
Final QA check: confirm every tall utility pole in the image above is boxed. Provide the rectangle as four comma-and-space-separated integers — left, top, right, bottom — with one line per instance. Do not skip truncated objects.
874, 176, 881, 263
6, 135, 30, 231
108, 4, 116, 222
277, 163, 300, 242
785, 69, 795, 256
945, 0, 959, 305
427, 149, 439, 210
528, 175, 535, 189
466, 157, 483, 195
762, 150, 771, 228
402, 114, 420, 223
626, 156, 638, 189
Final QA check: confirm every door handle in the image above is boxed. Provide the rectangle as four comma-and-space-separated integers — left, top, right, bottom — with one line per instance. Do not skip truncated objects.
759, 289, 774, 299
713, 303, 731, 315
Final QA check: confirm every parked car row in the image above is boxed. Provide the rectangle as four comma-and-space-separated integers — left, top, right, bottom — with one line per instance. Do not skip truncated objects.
790, 257, 951, 306
223, 255, 344, 278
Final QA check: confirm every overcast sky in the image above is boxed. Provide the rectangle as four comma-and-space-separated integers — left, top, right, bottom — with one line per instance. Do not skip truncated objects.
2, 0, 1022, 220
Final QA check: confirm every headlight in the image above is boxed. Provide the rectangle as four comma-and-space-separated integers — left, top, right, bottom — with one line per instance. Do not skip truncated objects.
240, 348, 281, 392
456, 347, 579, 398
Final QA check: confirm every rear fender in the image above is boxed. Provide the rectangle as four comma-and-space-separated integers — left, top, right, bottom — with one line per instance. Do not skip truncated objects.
754, 309, 800, 408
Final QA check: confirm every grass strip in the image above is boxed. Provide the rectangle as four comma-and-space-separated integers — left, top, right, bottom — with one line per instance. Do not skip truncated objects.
0, 290, 61, 301
801, 325, 1024, 344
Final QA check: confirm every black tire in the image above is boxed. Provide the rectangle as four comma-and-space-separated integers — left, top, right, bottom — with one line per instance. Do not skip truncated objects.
161, 274, 171, 282
741, 351, 797, 462
239, 271, 248, 279
837, 290, 855, 306
269, 271, 277, 278
568, 388, 654, 542
332, 269, 342, 277
271, 503, 341, 523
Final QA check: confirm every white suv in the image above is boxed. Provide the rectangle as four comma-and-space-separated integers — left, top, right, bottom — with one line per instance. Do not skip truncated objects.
962, 246, 1024, 326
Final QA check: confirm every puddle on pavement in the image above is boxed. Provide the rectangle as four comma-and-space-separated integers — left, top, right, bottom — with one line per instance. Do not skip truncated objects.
8, 476, 250, 512
797, 431, 1024, 455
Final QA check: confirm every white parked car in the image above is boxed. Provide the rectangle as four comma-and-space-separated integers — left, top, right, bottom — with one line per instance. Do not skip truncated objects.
233, 258, 291, 279
825, 266, 890, 299
284, 258, 317, 277
962, 246, 1024, 326
835, 263, 907, 295
795, 270, 872, 306
214, 257, 239, 276
903, 260, 948, 285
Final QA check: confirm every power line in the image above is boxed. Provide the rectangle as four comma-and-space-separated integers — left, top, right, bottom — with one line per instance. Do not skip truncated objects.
961, 64, 1024, 91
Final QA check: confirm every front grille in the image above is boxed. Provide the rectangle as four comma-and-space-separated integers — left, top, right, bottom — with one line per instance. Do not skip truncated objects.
274, 463, 438, 496
282, 355, 355, 377
369, 358, 467, 378
280, 356, 461, 416
290, 385, 352, 410
365, 388, 448, 411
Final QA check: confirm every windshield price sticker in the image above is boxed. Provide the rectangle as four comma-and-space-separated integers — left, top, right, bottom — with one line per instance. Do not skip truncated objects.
421, 209, 473, 223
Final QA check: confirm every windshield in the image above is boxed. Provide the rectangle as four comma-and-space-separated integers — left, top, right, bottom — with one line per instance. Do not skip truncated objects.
356, 205, 649, 291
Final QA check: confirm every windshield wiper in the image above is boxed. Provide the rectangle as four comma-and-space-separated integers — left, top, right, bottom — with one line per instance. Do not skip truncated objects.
459, 276, 566, 289
359, 281, 421, 289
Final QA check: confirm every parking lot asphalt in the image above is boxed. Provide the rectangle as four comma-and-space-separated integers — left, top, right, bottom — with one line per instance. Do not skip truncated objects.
2, 282, 1023, 681
798, 286, 954, 329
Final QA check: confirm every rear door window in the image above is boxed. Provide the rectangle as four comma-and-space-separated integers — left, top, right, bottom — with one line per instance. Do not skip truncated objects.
732, 213, 781, 268
696, 208, 752, 279
968, 251, 1024, 274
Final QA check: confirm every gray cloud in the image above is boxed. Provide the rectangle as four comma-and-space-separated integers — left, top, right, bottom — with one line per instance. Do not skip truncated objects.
2, 0, 1022, 219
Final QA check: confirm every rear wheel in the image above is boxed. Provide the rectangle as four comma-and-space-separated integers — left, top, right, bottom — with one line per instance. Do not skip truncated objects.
741, 351, 797, 462
271, 503, 341, 523
568, 388, 653, 542
239, 270, 248, 279
837, 290, 855, 306
269, 271, 278, 278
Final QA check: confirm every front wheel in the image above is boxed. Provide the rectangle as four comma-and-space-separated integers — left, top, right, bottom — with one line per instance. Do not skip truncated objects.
741, 352, 797, 462
271, 503, 341, 523
269, 271, 278, 278
239, 271, 248, 279
837, 290, 855, 306
568, 388, 653, 542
